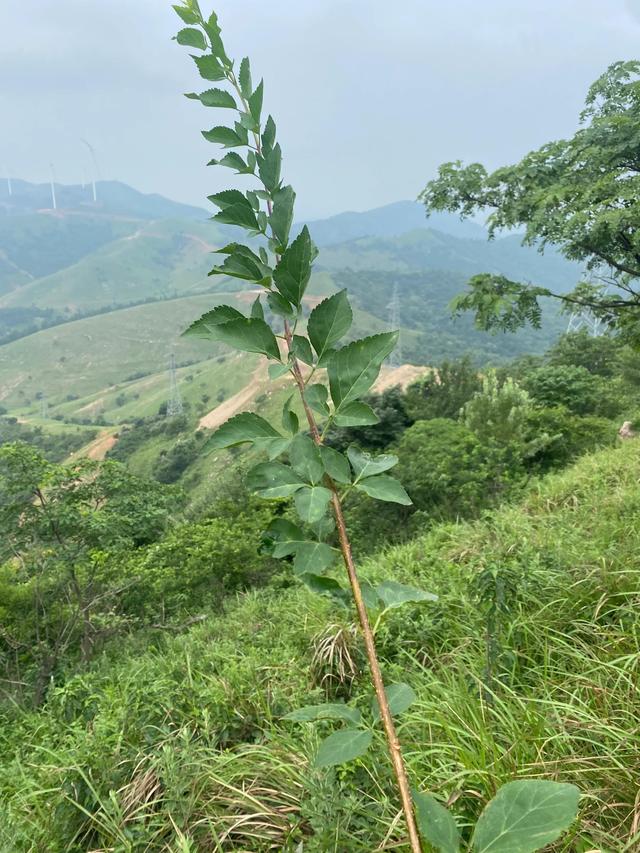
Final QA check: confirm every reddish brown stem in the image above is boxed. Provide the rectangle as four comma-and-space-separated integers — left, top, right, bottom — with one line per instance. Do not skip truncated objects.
283, 321, 421, 852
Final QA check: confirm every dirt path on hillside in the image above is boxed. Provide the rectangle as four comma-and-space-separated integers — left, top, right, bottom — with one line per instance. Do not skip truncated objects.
373, 364, 430, 392
84, 431, 118, 460
198, 361, 266, 430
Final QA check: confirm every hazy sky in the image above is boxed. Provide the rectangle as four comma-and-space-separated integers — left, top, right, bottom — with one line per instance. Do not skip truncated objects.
2, 1, 640, 219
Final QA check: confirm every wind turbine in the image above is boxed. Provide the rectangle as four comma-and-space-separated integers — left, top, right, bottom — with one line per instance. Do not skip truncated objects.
81, 139, 99, 202
49, 162, 57, 210
2, 165, 12, 196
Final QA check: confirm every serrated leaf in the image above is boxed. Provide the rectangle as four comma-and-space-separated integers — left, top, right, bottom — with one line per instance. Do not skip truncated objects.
214, 203, 259, 230
293, 542, 336, 575
193, 53, 226, 81
208, 152, 252, 173
270, 185, 296, 248
304, 384, 330, 417
269, 363, 290, 380
248, 79, 264, 122
375, 580, 437, 609
267, 291, 295, 318
371, 683, 417, 722
347, 447, 398, 480
251, 297, 264, 320
260, 437, 291, 460
210, 249, 271, 283
320, 446, 351, 484
263, 519, 306, 558
203, 412, 282, 452
199, 88, 237, 108
208, 190, 247, 209
413, 790, 461, 853
176, 27, 207, 50
182, 304, 244, 337
471, 780, 580, 853
258, 143, 282, 192
356, 474, 412, 505
334, 402, 380, 427
299, 572, 347, 604
239, 57, 252, 98
173, 5, 200, 25
289, 434, 323, 484
295, 486, 332, 524
292, 335, 314, 366
202, 10, 228, 63
284, 703, 361, 724
315, 729, 372, 768
233, 120, 249, 146
328, 332, 398, 409
202, 126, 245, 148
282, 395, 299, 436
308, 290, 353, 362
262, 115, 277, 151
247, 462, 305, 498
273, 225, 313, 306
239, 111, 259, 131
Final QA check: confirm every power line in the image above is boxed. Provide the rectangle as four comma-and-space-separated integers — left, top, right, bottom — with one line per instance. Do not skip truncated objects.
166, 353, 183, 417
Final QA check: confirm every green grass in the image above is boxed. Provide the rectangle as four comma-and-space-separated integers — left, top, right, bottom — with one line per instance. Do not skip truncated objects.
1, 442, 639, 851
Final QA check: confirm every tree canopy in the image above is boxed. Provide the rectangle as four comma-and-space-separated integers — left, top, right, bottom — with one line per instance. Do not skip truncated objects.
420, 61, 640, 342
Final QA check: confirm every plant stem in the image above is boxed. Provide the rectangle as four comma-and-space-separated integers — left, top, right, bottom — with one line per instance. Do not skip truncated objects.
284, 320, 422, 852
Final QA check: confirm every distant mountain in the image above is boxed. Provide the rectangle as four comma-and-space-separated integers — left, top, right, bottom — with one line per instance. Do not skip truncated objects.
301, 200, 486, 245
0, 179, 207, 221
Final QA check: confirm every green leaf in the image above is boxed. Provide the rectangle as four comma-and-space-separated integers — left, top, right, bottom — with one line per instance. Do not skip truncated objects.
203, 11, 228, 63
360, 580, 380, 611
289, 434, 323, 484
173, 5, 200, 25
371, 683, 417, 722
308, 290, 353, 362
247, 462, 305, 499
239, 57, 252, 98
375, 580, 437, 609
267, 291, 295, 318
347, 447, 398, 480
258, 143, 282, 192
193, 53, 226, 81
334, 402, 380, 427
209, 248, 271, 283
270, 185, 296, 248
284, 703, 361, 724
182, 304, 244, 337
299, 573, 349, 605
192, 316, 279, 359
471, 780, 580, 853
304, 384, 330, 417
268, 363, 290, 380
264, 519, 306, 558
413, 790, 461, 853
328, 332, 398, 409
251, 297, 264, 320
198, 88, 237, 108
213, 203, 259, 230
262, 115, 277, 151
281, 395, 299, 436
176, 27, 207, 50
320, 446, 351, 484
295, 486, 332, 523
291, 335, 314, 366
203, 412, 283, 452
208, 189, 247, 209
315, 729, 372, 768
208, 152, 252, 173
273, 225, 313, 306
202, 126, 245, 148
248, 79, 264, 122
293, 542, 336, 575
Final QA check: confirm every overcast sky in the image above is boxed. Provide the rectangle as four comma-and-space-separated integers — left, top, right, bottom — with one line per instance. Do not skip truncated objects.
2, 1, 640, 219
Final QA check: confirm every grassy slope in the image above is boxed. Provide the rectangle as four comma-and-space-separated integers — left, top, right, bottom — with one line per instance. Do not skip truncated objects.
1, 442, 638, 851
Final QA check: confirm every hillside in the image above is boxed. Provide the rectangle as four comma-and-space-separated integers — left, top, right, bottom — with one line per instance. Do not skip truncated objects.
2, 441, 637, 850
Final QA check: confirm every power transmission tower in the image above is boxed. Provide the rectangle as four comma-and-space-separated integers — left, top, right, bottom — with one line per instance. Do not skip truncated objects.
387, 282, 402, 367
166, 353, 183, 416
566, 278, 611, 338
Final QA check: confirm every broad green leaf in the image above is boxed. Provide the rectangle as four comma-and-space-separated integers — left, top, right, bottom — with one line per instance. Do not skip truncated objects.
356, 474, 412, 505
247, 462, 305, 499
213, 204, 260, 230
203, 11, 229, 64
304, 384, 330, 417
269, 363, 290, 380
251, 297, 264, 320
299, 573, 348, 605
173, 5, 199, 25
267, 291, 295, 318
371, 683, 417, 722
270, 185, 296, 248
308, 290, 353, 362
289, 434, 323, 484
258, 143, 282, 192
199, 88, 237, 108
176, 27, 207, 50
204, 412, 282, 452
293, 542, 336, 575
375, 580, 438, 609
295, 485, 332, 523
210, 249, 271, 282
239, 57, 252, 98
193, 53, 226, 81
239, 111, 259, 132
320, 446, 351, 484
284, 703, 361, 725
233, 120, 249, 146
202, 126, 245, 148
311, 514, 335, 540
328, 332, 398, 408
262, 115, 277, 151
360, 580, 381, 611
182, 304, 244, 337
248, 79, 264, 122
273, 226, 313, 306
413, 790, 461, 853
347, 447, 399, 480
282, 396, 299, 436
334, 402, 380, 427
264, 519, 306, 557
291, 335, 314, 366
260, 437, 291, 460
315, 729, 372, 768
208, 152, 252, 173
189, 316, 279, 359
208, 189, 247, 209
471, 780, 580, 853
